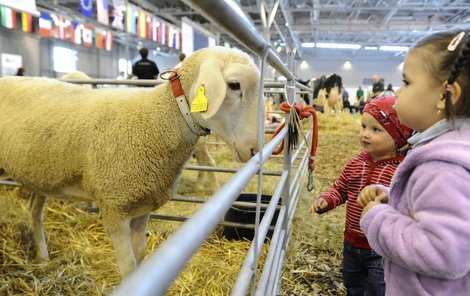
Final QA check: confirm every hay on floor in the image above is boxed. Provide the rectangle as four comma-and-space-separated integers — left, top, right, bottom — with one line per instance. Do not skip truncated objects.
0, 111, 361, 295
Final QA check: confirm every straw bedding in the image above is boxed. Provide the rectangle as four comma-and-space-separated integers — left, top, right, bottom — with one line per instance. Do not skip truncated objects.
0, 111, 360, 295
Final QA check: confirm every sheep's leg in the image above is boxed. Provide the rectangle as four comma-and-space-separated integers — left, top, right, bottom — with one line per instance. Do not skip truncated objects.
28, 194, 50, 261
130, 213, 149, 264
102, 215, 136, 277
194, 138, 219, 192
204, 158, 219, 193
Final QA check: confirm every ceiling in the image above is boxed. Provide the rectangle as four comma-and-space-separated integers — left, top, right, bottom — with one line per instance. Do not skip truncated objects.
146, 0, 470, 58
35, 0, 470, 59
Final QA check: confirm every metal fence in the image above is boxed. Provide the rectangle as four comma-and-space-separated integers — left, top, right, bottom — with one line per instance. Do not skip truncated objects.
0, 0, 316, 295
109, 1, 315, 295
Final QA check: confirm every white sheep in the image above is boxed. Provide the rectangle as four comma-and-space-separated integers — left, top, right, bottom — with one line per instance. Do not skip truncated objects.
0, 46, 260, 277
193, 136, 220, 192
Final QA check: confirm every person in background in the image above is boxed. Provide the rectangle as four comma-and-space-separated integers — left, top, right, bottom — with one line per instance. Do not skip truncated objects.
342, 87, 354, 113
368, 74, 384, 101
311, 96, 413, 296
357, 28, 470, 295
174, 52, 186, 70
355, 86, 366, 113
381, 84, 395, 96
132, 48, 159, 81
15, 67, 25, 76
116, 71, 125, 80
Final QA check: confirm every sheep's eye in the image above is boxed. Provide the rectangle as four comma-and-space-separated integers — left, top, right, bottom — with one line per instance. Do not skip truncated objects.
228, 82, 241, 91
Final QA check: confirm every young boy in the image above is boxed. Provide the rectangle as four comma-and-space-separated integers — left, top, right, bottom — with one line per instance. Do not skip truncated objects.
311, 96, 413, 296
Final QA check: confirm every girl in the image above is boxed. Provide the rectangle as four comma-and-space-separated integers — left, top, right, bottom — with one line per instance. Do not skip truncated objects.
357, 28, 470, 295
312, 96, 413, 296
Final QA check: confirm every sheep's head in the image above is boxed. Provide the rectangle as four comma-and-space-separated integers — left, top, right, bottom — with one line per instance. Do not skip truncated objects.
184, 47, 260, 162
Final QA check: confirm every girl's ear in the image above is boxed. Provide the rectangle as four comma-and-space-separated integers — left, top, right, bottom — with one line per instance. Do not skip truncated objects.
437, 81, 462, 110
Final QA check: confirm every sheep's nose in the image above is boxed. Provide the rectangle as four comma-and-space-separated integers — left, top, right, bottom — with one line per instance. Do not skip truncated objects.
250, 148, 256, 157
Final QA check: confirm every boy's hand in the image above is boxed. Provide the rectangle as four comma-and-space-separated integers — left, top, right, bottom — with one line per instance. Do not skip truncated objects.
311, 198, 328, 214
357, 185, 389, 208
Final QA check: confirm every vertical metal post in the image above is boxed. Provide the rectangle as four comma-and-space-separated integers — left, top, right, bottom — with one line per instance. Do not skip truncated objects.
251, 46, 269, 295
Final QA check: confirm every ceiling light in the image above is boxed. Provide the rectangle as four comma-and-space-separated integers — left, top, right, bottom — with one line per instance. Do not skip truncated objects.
301, 42, 315, 48
343, 61, 352, 69
316, 43, 361, 50
365, 46, 378, 50
380, 45, 409, 52
300, 60, 308, 69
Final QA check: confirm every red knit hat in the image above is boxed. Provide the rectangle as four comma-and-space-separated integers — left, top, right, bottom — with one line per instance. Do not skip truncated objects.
363, 96, 413, 148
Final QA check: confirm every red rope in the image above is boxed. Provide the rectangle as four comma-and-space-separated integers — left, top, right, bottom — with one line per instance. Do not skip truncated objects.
271, 101, 318, 173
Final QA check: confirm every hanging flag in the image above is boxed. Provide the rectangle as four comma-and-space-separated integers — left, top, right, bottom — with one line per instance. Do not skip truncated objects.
70, 22, 82, 44
80, 0, 93, 18
21, 12, 32, 32
167, 26, 175, 48
95, 29, 103, 49
137, 10, 146, 38
38, 12, 52, 37
82, 25, 93, 47
105, 31, 113, 51
0, 6, 17, 29
53, 15, 70, 40
111, 0, 124, 30
126, 4, 136, 34
146, 16, 153, 40
175, 30, 181, 50
96, 0, 109, 25
157, 21, 165, 44
151, 19, 158, 42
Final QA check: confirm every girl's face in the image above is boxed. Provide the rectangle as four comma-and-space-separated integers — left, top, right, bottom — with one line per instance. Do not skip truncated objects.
360, 112, 397, 161
395, 50, 445, 132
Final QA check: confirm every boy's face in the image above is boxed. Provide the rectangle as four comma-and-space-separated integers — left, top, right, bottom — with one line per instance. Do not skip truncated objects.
360, 113, 397, 161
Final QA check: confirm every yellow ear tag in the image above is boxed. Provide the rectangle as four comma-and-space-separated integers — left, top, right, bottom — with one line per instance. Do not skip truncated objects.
191, 85, 208, 113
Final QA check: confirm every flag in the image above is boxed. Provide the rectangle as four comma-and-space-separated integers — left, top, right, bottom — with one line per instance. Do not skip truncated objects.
0, 6, 16, 29
53, 15, 69, 40
96, 0, 109, 25
39, 12, 52, 37
105, 31, 113, 51
70, 22, 82, 44
174, 30, 181, 50
146, 16, 153, 40
80, 0, 93, 18
151, 19, 158, 42
82, 25, 93, 47
95, 29, 103, 49
157, 21, 165, 44
111, 0, 124, 30
137, 10, 146, 38
126, 4, 136, 34
167, 26, 175, 48
21, 12, 32, 32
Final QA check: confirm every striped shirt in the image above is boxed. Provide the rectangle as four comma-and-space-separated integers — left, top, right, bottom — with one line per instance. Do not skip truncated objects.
320, 151, 404, 249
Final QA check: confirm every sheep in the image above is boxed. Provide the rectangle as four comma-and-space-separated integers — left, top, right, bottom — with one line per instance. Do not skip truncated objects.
193, 136, 220, 192
60, 70, 92, 80
0, 46, 260, 277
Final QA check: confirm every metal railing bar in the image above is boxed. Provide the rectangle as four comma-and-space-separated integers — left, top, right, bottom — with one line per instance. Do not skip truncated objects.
113, 128, 287, 296
183, 165, 282, 176
230, 170, 288, 296
255, 206, 287, 296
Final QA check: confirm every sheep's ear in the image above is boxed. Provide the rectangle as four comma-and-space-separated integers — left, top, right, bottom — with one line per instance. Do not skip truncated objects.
194, 59, 226, 119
